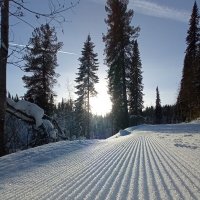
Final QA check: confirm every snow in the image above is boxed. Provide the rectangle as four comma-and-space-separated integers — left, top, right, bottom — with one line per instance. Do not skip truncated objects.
7, 98, 44, 128
0, 122, 200, 199
42, 119, 58, 140
13, 100, 44, 128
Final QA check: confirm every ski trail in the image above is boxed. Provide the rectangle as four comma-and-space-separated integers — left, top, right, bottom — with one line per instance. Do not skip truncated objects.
142, 136, 161, 200
149, 138, 186, 199
145, 136, 174, 200
95, 137, 139, 200
1, 129, 200, 200
151, 138, 200, 199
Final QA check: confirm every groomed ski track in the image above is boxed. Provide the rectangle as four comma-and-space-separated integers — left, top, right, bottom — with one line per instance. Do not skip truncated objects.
0, 125, 200, 199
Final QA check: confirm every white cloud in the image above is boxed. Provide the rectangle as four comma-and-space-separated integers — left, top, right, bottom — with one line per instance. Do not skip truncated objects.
89, 0, 190, 23
130, 0, 190, 23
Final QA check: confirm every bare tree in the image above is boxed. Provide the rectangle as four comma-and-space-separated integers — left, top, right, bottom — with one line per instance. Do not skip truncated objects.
0, 0, 80, 156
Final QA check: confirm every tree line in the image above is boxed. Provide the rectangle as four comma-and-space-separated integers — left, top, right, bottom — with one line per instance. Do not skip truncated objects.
0, 0, 80, 156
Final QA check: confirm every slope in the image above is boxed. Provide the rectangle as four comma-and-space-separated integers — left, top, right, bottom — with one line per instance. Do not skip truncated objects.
0, 123, 200, 200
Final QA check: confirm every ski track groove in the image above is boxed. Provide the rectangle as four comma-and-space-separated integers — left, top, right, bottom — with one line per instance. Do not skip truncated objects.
40, 143, 117, 199
93, 138, 137, 200
147, 137, 183, 199
114, 138, 140, 200
2, 142, 115, 200
42, 138, 134, 200
125, 136, 141, 199
154, 136, 200, 187
142, 136, 160, 200
95, 137, 138, 200
155, 136, 200, 179
49, 138, 134, 200
145, 136, 174, 200
151, 137, 200, 199
149, 138, 195, 199
1, 130, 200, 200
144, 136, 167, 200
83, 138, 139, 200
38, 140, 130, 200
55, 138, 135, 199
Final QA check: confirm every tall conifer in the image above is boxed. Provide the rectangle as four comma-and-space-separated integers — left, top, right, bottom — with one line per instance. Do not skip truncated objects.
128, 40, 143, 116
22, 23, 62, 115
103, 0, 139, 133
155, 87, 162, 124
177, 2, 200, 121
75, 35, 99, 138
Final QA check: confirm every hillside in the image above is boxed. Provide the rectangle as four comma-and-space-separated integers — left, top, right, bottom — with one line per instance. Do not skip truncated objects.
0, 123, 200, 199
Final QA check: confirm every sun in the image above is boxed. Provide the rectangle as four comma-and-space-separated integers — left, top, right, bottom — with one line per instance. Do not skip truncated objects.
90, 81, 112, 116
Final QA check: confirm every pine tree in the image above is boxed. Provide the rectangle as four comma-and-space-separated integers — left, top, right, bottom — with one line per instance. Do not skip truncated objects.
103, 0, 139, 133
74, 35, 99, 139
7, 92, 11, 99
177, 1, 200, 121
155, 87, 162, 124
128, 40, 143, 117
14, 94, 19, 102
195, 3, 200, 118
22, 23, 62, 115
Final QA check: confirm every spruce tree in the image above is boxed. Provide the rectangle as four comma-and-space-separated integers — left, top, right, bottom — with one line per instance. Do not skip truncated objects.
177, 1, 200, 121
22, 23, 62, 115
155, 87, 162, 124
74, 35, 99, 139
128, 40, 143, 116
103, 0, 139, 133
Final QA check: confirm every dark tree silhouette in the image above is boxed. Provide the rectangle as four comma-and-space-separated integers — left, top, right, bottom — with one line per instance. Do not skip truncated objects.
22, 23, 62, 115
176, 1, 200, 121
155, 87, 162, 124
128, 40, 143, 116
0, 0, 79, 156
103, 0, 139, 133
0, 0, 9, 156
74, 35, 99, 138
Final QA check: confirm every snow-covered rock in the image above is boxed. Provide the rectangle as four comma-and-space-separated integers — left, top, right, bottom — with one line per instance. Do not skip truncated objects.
7, 98, 44, 128
108, 129, 131, 139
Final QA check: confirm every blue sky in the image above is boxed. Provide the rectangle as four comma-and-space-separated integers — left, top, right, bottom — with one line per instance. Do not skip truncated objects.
7, 0, 196, 115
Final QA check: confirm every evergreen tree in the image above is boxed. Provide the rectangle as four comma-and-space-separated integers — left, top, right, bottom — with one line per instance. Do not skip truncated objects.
14, 94, 19, 102
177, 1, 200, 121
103, 0, 139, 133
195, 3, 200, 118
7, 92, 11, 99
142, 106, 154, 124
155, 87, 162, 124
55, 98, 75, 139
74, 35, 99, 138
128, 40, 143, 117
22, 23, 62, 115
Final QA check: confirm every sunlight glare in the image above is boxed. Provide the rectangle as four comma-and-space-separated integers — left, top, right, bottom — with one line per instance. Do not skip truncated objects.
90, 81, 112, 116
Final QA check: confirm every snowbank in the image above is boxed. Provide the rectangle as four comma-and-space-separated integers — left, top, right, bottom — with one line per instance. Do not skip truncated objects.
108, 129, 131, 139
7, 98, 44, 127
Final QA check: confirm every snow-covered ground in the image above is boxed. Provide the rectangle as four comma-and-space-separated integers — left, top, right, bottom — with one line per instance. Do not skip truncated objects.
0, 122, 200, 200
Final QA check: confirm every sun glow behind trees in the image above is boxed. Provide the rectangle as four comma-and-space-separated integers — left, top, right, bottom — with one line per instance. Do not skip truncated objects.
90, 80, 112, 116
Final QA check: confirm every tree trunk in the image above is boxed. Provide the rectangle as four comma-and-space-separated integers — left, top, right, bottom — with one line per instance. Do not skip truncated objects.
121, 53, 129, 129
0, 0, 9, 156
87, 75, 90, 139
